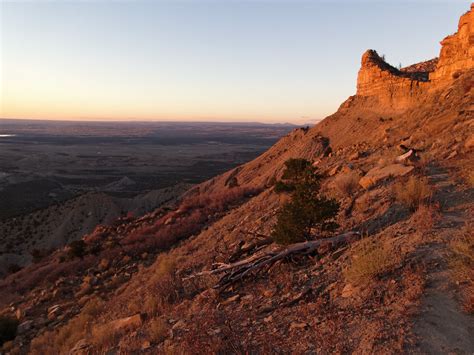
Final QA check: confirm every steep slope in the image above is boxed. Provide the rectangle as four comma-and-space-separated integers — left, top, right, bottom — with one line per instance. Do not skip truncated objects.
1, 4, 473, 354
0, 184, 190, 277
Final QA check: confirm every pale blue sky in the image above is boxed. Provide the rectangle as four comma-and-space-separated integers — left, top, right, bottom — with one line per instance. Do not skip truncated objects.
0, 0, 470, 123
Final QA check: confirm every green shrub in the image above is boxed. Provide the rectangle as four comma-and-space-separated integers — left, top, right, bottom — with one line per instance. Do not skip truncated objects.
0, 316, 18, 346
274, 181, 294, 193
281, 158, 313, 181
271, 159, 339, 245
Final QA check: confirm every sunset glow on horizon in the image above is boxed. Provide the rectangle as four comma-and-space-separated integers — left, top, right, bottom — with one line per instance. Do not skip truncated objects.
1, 0, 469, 124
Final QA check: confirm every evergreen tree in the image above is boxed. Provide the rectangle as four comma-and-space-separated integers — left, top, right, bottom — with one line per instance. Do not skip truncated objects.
272, 159, 339, 245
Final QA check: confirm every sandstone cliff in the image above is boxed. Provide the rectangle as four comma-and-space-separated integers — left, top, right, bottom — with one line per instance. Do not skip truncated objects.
430, 3, 474, 84
356, 3, 473, 109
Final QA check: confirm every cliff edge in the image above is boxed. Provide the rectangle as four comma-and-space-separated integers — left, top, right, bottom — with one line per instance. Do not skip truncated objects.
356, 3, 473, 109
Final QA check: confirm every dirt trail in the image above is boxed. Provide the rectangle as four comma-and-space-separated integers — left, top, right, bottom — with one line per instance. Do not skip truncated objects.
413, 165, 474, 354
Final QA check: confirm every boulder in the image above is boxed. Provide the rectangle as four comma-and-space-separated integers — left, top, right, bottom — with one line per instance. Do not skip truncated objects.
108, 313, 144, 331
359, 164, 414, 189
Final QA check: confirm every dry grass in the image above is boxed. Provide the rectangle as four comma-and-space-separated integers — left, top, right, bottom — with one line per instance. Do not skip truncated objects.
345, 238, 402, 285
411, 203, 441, 233
449, 224, 474, 313
137, 254, 183, 317
147, 317, 168, 344
334, 172, 360, 197
91, 326, 122, 351
394, 175, 432, 211
30, 297, 104, 354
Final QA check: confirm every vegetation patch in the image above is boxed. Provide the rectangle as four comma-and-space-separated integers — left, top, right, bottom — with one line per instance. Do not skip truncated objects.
345, 238, 402, 285
449, 224, 474, 313
394, 175, 432, 211
334, 172, 360, 197
272, 158, 339, 245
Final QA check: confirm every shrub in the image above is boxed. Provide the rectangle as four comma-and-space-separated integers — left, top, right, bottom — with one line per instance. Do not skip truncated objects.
142, 254, 183, 316
449, 224, 474, 313
344, 239, 401, 285
394, 175, 432, 211
281, 158, 313, 181
334, 172, 360, 197
121, 187, 260, 256
274, 181, 294, 193
0, 316, 18, 346
272, 159, 339, 245
31, 297, 104, 354
67, 240, 87, 259
411, 204, 441, 233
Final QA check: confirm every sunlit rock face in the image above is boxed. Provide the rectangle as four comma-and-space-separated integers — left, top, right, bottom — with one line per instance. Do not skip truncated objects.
356, 4, 473, 110
430, 4, 474, 84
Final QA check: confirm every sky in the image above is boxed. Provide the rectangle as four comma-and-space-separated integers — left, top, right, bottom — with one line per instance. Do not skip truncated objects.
0, 0, 470, 123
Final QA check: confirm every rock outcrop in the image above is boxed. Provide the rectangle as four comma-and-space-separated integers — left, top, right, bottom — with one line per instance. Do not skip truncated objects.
356, 50, 430, 109
430, 4, 474, 84
356, 3, 473, 108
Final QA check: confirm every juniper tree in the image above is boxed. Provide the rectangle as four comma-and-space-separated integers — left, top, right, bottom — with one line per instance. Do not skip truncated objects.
272, 159, 339, 245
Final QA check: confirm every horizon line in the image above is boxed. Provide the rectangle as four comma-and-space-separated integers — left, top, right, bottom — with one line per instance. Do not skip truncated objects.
0, 117, 315, 125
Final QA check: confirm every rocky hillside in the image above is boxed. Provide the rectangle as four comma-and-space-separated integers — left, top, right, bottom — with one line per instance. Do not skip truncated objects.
0, 4, 473, 354
0, 183, 191, 278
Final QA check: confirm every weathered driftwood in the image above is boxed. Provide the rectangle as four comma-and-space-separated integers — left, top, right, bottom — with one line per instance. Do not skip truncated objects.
397, 144, 422, 163
228, 231, 273, 262
190, 231, 360, 289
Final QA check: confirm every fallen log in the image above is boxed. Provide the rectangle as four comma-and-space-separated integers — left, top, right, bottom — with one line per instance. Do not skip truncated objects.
188, 231, 361, 289
228, 231, 273, 262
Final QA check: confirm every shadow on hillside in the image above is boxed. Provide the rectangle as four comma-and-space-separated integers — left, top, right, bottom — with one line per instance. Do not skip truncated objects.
358, 204, 410, 235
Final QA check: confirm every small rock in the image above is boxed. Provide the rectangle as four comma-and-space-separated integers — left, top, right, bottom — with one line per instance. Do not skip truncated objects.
207, 328, 221, 336
328, 166, 340, 176
359, 164, 414, 189
108, 313, 144, 331
15, 308, 23, 320
172, 320, 186, 330
17, 320, 34, 334
47, 305, 61, 320
141, 341, 151, 350
262, 290, 274, 298
241, 294, 254, 302
221, 294, 240, 305
341, 284, 356, 298
349, 152, 360, 161
447, 150, 457, 159
464, 135, 474, 150
289, 322, 308, 331
264, 315, 273, 323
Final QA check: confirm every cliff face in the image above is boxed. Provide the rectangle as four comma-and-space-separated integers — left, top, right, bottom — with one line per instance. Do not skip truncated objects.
356, 3, 473, 109
430, 4, 474, 83
356, 50, 430, 109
